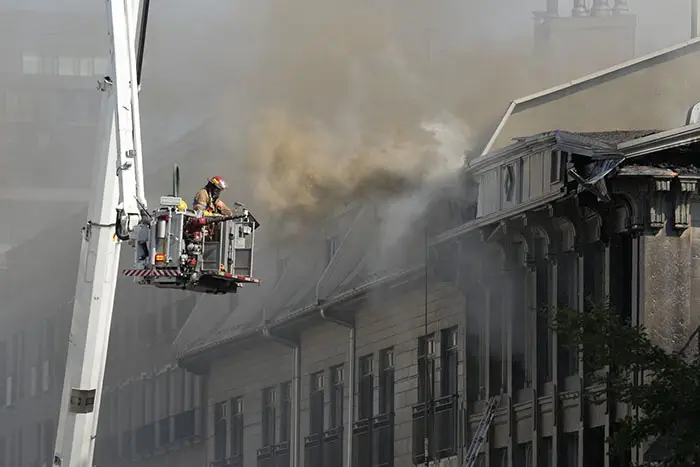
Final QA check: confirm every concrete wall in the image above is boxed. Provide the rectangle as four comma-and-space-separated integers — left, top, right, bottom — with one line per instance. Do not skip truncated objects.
642, 200, 700, 352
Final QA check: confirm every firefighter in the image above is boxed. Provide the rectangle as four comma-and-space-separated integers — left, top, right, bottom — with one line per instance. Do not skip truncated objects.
193, 175, 234, 216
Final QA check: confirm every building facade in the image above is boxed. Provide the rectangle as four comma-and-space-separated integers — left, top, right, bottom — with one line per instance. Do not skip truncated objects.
172, 41, 700, 467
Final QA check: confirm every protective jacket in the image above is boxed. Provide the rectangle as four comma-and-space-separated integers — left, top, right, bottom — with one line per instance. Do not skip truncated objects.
193, 188, 233, 216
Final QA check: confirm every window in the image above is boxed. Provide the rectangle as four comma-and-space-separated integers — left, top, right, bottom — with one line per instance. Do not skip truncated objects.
310, 372, 324, 434
357, 355, 374, 420
534, 235, 552, 389
329, 366, 344, 428
22, 54, 40, 74
213, 400, 228, 461
378, 348, 394, 415
488, 287, 505, 397
440, 329, 458, 397
280, 382, 292, 442
514, 442, 532, 467
550, 150, 564, 183
538, 436, 553, 467
559, 432, 578, 467
262, 387, 277, 446
417, 335, 436, 403
491, 448, 508, 467
230, 397, 244, 461
557, 251, 579, 379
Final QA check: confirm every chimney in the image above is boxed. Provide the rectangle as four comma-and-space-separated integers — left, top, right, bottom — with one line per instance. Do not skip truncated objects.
693, 0, 699, 38
546, 0, 559, 16
613, 0, 630, 14
591, 0, 613, 17
572, 0, 588, 17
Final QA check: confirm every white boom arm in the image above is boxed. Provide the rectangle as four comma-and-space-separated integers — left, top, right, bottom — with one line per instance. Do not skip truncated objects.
52, 0, 146, 465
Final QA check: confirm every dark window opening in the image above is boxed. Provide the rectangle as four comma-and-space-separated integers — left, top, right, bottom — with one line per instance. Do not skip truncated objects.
378, 349, 394, 415
609, 233, 633, 324
550, 150, 566, 183
583, 242, 605, 306
417, 336, 436, 403
358, 355, 374, 420
214, 401, 228, 461
557, 252, 579, 379
329, 366, 344, 428
513, 442, 532, 467
231, 398, 244, 462
584, 427, 605, 466
280, 382, 292, 442
488, 287, 505, 397
538, 436, 553, 467
559, 432, 579, 467
534, 236, 552, 389
262, 387, 277, 447
511, 268, 528, 393
466, 287, 485, 406
490, 447, 508, 467
583, 241, 605, 376
441, 329, 459, 397
310, 372, 325, 435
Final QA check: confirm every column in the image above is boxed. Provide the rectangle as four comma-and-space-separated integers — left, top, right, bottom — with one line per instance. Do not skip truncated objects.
547, 0, 559, 16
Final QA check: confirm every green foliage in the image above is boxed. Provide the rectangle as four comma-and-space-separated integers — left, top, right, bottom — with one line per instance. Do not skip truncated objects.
550, 301, 700, 466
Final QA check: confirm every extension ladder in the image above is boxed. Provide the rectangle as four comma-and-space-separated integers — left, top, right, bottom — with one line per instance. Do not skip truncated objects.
462, 395, 501, 467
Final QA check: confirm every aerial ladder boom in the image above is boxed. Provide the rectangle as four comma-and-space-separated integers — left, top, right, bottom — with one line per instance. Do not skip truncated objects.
52, 0, 145, 465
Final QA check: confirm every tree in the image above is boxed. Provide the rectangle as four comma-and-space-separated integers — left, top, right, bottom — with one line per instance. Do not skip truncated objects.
550, 302, 700, 466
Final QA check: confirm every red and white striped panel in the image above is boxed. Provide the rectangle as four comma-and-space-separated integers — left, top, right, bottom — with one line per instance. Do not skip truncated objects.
123, 269, 180, 277
219, 272, 261, 284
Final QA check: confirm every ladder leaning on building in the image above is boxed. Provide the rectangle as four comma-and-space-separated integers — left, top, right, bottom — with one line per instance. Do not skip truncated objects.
462, 395, 501, 467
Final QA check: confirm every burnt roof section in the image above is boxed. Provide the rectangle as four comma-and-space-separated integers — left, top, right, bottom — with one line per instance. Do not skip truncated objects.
511, 129, 662, 156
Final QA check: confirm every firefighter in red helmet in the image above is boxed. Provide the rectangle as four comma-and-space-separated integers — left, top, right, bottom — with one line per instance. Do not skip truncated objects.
193, 175, 234, 216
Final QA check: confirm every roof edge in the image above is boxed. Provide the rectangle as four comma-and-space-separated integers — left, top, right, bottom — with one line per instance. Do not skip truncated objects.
177, 266, 424, 369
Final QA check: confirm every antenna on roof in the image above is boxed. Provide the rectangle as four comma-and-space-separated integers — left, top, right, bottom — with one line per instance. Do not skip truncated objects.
693, 0, 700, 38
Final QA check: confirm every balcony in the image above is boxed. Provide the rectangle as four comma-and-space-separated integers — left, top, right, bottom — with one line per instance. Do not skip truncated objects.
352, 418, 371, 467
135, 423, 156, 456
323, 427, 343, 467
274, 441, 290, 467
257, 445, 275, 467
304, 433, 323, 467
411, 396, 458, 465
434, 396, 457, 458
372, 413, 394, 467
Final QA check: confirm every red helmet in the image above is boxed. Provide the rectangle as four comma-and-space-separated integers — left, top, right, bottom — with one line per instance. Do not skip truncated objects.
208, 175, 228, 191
